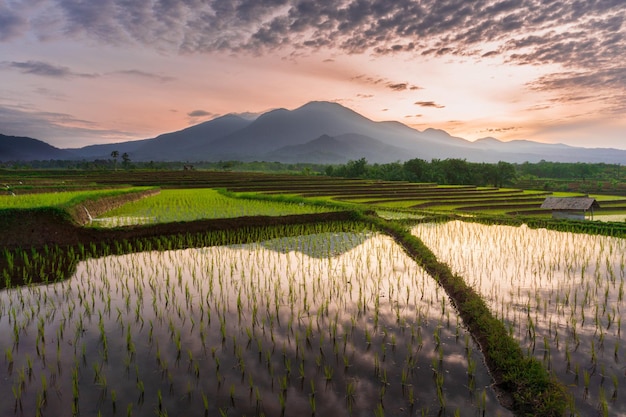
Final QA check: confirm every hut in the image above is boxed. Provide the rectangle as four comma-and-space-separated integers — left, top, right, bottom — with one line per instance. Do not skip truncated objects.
540, 197, 600, 220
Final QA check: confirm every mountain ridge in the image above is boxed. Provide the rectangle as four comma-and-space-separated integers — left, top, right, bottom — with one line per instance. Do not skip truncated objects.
2, 101, 625, 164
0, 134, 76, 161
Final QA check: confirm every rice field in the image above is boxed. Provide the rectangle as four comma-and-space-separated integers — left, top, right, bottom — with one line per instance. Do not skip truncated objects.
412, 221, 626, 416
0, 232, 511, 417
95, 189, 338, 226
5, 169, 624, 415
0, 188, 149, 209
594, 214, 626, 223
3, 170, 626, 221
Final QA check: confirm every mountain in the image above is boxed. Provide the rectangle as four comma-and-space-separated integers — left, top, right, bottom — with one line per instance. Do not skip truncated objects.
469, 137, 624, 163
67, 139, 151, 159
3, 101, 626, 164
266, 134, 411, 164
70, 114, 252, 161
204, 101, 484, 161
132, 114, 252, 162
0, 134, 76, 161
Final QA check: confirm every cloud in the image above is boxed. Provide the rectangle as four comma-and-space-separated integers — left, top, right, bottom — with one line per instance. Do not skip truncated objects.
386, 82, 421, 91
4, 0, 625, 112
373, 42, 418, 54
527, 67, 626, 115
9, 1, 623, 66
387, 83, 408, 91
6, 61, 73, 78
415, 101, 445, 109
480, 126, 518, 133
352, 74, 421, 91
33, 87, 68, 101
3, 60, 97, 78
111, 70, 175, 83
529, 67, 626, 92
524, 104, 551, 112
187, 110, 214, 117
0, 104, 135, 147
351, 75, 385, 85
0, 6, 26, 41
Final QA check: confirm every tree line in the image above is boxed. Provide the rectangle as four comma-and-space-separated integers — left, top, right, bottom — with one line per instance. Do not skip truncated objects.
324, 158, 518, 187
323, 158, 623, 187
515, 160, 621, 181
1, 157, 621, 188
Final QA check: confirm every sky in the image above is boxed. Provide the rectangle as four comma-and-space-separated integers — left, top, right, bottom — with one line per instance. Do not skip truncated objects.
0, 0, 625, 150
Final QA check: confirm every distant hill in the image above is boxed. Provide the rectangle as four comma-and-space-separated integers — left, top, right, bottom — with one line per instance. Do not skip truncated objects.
133, 114, 252, 161
3, 101, 626, 164
67, 139, 151, 159
0, 134, 76, 161
266, 133, 411, 164
66, 114, 252, 161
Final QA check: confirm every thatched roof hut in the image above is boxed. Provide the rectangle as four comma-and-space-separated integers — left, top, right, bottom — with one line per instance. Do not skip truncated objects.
540, 197, 600, 220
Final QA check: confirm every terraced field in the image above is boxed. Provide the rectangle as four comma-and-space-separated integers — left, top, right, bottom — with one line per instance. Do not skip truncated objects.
4, 169, 626, 416
3, 169, 626, 219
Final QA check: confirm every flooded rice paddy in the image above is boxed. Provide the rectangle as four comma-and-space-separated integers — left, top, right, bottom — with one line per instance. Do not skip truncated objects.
0, 232, 510, 416
413, 221, 626, 416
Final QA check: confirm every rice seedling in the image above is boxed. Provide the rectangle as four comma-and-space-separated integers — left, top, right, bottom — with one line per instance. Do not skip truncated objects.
96, 188, 340, 227
413, 220, 626, 415
0, 187, 151, 210
0, 228, 510, 416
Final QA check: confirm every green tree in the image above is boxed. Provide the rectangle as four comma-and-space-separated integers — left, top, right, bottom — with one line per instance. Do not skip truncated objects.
367, 162, 405, 181
122, 152, 131, 169
440, 159, 472, 184
495, 161, 516, 187
110, 150, 119, 170
403, 158, 429, 182
344, 158, 368, 178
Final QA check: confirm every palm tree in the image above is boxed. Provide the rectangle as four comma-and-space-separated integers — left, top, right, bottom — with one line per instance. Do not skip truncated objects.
122, 152, 131, 169
111, 150, 119, 170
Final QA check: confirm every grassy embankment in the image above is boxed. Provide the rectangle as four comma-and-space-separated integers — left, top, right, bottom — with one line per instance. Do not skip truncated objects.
362, 214, 569, 416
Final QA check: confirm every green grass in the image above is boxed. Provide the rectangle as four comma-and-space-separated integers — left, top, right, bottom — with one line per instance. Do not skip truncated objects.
0, 187, 149, 209
373, 201, 425, 208
589, 194, 626, 201
337, 199, 420, 208
99, 189, 340, 224
549, 191, 588, 197
499, 188, 546, 195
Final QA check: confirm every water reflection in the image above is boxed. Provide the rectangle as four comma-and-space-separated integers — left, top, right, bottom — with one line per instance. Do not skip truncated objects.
0, 232, 511, 416
413, 221, 626, 416
258, 231, 370, 258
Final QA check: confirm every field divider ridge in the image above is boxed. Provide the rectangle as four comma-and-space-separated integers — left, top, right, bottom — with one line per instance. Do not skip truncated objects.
360, 213, 569, 417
